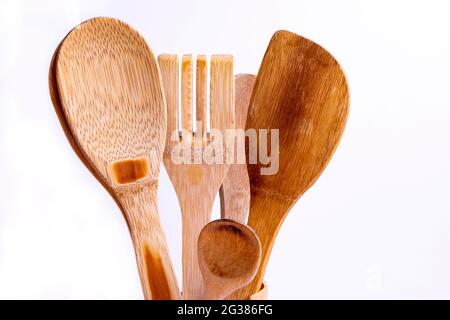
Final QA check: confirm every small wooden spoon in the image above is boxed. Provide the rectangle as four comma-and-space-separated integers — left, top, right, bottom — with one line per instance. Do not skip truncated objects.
232, 30, 350, 298
219, 74, 255, 224
198, 219, 261, 300
52, 17, 180, 299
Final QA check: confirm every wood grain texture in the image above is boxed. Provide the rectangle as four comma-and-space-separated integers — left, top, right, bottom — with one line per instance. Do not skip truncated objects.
51, 17, 180, 299
158, 54, 235, 299
231, 30, 350, 298
198, 219, 261, 300
219, 74, 255, 223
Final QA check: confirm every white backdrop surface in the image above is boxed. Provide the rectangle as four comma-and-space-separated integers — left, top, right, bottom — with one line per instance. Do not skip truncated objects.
1, 0, 450, 299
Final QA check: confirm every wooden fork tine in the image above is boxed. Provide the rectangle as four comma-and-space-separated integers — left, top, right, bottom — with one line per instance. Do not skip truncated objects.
196, 55, 207, 140
210, 55, 235, 132
181, 55, 193, 136
158, 54, 179, 146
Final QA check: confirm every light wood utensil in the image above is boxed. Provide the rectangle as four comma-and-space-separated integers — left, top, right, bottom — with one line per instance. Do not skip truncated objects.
198, 219, 261, 300
51, 17, 180, 299
232, 30, 350, 298
219, 74, 255, 224
158, 54, 235, 299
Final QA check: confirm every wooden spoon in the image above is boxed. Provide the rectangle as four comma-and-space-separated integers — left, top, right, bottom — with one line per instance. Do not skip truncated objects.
198, 219, 261, 300
219, 74, 255, 224
232, 30, 350, 298
51, 17, 180, 299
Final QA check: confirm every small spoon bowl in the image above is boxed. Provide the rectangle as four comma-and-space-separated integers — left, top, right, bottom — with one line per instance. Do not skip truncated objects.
198, 219, 261, 300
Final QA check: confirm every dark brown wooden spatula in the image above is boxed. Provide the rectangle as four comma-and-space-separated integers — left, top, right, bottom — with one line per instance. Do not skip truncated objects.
231, 30, 350, 298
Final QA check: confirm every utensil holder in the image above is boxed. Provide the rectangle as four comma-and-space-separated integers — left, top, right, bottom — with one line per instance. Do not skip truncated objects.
248, 282, 268, 300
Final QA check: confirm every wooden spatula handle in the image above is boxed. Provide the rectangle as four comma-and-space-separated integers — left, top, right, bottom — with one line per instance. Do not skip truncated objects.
229, 193, 290, 299
117, 185, 180, 300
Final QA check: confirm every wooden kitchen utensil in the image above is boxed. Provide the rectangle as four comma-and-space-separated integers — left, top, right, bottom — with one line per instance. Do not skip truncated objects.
51, 17, 180, 299
219, 74, 255, 224
198, 219, 261, 300
158, 54, 235, 299
231, 30, 350, 298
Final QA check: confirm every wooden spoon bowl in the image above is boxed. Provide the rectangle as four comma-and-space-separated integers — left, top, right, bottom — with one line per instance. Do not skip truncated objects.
198, 219, 261, 300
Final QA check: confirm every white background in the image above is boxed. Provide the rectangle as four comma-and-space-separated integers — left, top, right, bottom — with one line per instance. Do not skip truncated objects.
1, 0, 450, 299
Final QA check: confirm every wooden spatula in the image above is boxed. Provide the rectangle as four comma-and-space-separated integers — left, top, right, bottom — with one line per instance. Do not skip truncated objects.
52, 17, 180, 300
198, 219, 261, 300
219, 74, 255, 223
232, 30, 350, 298
158, 54, 234, 299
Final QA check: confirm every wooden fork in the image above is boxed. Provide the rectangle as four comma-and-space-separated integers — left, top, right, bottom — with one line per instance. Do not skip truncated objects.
158, 54, 234, 299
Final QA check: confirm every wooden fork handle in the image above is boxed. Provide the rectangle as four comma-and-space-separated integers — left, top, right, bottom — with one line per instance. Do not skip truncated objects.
180, 200, 214, 300
117, 185, 181, 300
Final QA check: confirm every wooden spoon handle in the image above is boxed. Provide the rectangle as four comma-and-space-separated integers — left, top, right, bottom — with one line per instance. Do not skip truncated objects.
219, 74, 255, 224
219, 165, 250, 224
117, 185, 180, 300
